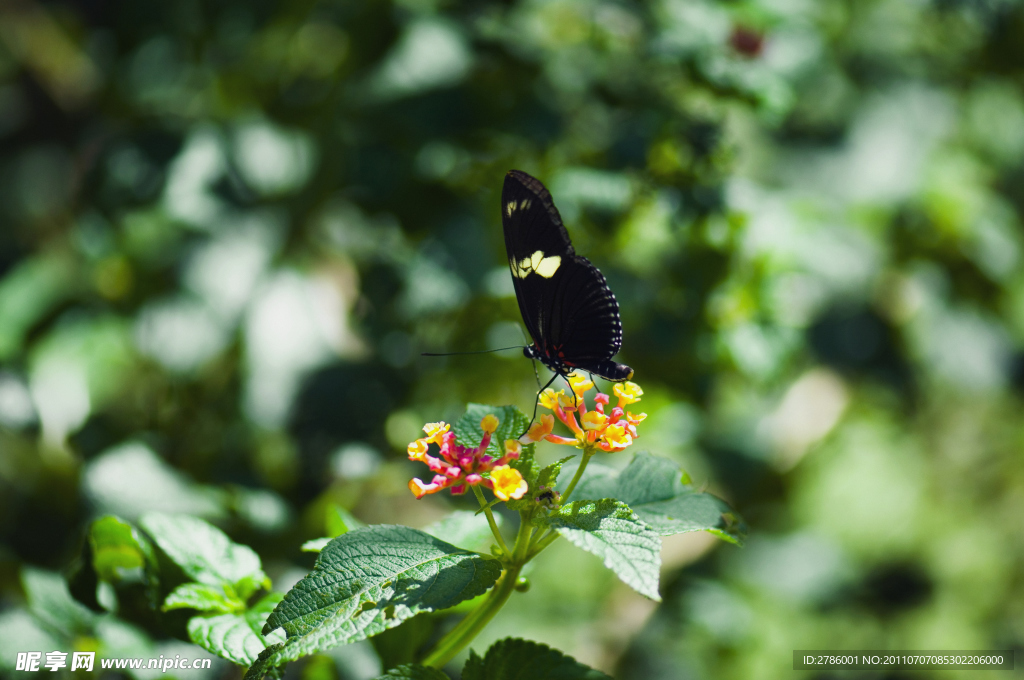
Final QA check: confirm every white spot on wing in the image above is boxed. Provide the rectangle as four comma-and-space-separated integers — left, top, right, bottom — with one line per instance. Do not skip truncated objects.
507, 201, 516, 217
511, 250, 560, 278
534, 254, 560, 278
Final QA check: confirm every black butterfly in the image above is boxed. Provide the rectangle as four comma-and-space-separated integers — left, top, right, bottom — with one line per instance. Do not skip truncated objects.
502, 170, 633, 387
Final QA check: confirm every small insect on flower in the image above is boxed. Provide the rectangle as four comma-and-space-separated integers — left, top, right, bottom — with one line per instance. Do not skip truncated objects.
407, 414, 527, 500
520, 376, 646, 454
535, 487, 560, 507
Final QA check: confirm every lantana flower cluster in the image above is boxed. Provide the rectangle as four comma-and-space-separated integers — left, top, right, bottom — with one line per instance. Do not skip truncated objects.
407, 415, 528, 501
522, 375, 646, 453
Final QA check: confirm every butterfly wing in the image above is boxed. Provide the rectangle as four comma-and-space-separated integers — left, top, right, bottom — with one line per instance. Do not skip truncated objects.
501, 170, 575, 347
546, 255, 623, 364
501, 170, 631, 381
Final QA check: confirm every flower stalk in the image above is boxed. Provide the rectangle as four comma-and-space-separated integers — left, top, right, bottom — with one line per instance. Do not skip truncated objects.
412, 377, 646, 668
423, 511, 534, 669
472, 485, 510, 557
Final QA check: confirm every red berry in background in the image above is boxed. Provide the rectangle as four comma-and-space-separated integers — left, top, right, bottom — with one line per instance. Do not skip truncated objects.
730, 25, 765, 58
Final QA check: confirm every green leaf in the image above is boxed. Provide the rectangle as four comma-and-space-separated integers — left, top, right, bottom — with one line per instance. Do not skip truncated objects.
539, 499, 662, 601
67, 549, 103, 613
139, 513, 269, 589
374, 664, 451, 679
163, 583, 237, 613
509, 441, 538, 487
571, 452, 746, 545
537, 456, 576, 489
235, 574, 270, 601
508, 455, 574, 511
189, 592, 286, 666
422, 510, 501, 553
262, 525, 501, 662
243, 641, 286, 680
301, 538, 332, 553
453, 404, 528, 459
69, 515, 160, 612
21, 568, 97, 638
89, 515, 157, 584
462, 638, 612, 680
326, 504, 364, 537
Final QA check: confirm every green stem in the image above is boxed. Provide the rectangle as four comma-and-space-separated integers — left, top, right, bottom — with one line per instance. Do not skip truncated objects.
526, 529, 560, 561
560, 448, 595, 504
472, 485, 509, 557
423, 511, 534, 669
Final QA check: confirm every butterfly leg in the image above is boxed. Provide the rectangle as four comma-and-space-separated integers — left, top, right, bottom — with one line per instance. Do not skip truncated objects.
567, 372, 578, 409
522, 371, 560, 438
517, 325, 543, 389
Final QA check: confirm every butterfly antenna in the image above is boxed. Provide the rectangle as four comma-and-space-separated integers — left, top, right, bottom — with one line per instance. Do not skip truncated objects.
421, 346, 525, 357
522, 372, 560, 438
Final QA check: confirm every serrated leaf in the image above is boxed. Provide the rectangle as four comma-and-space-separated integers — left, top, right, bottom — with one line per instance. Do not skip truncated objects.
262, 525, 501, 662
539, 499, 661, 601
462, 638, 611, 680
163, 583, 237, 613
571, 452, 746, 545
508, 455, 574, 512
537, 456, 576, 489
453, 404, 528, 459
243, 641, 286, 680
140, 513, 269, 588
422, 511, 501, 553
374, 664, 451, 679
190, 592, 285, 666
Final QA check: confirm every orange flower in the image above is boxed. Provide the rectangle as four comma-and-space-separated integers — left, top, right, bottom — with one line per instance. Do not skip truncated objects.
524, 374, 645, 453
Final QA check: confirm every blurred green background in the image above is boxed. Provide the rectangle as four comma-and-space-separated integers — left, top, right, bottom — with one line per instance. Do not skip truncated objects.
1, 0, 1023, 678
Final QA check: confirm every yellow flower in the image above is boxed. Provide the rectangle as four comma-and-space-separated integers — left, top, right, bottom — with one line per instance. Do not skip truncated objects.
557, 391, 577, 409
504, 439, 522, 458
407, 438, 429, 461
532, 378, 646, 454
613, 382, 643, 405
490, 465, 528, 501
422, 422, 450, 444
480, 414, 499, 434
581, 410, 608, 431
600, 423, 632, 451
539, 389, 564, 411
567, 373, 594, 398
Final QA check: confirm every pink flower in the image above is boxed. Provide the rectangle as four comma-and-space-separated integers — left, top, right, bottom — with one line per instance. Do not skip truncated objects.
407, 415, 526, 500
